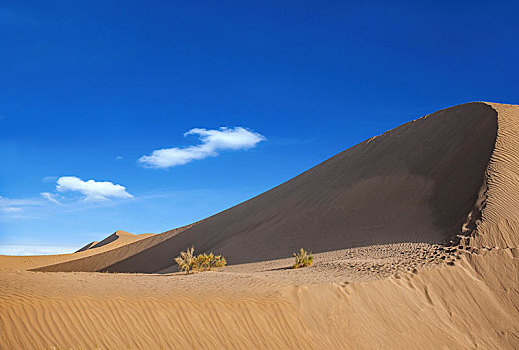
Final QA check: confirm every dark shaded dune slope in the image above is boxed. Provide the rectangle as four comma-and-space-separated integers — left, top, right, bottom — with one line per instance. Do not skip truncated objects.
37, 102, 498, 273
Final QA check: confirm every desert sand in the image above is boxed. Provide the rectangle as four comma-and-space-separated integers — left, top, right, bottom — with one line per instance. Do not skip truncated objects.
1, 102, 518, 349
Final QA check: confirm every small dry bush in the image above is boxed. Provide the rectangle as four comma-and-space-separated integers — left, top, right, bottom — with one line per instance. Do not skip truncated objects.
292, 248, 314, 269
175, 246, 196, 274
175, 246, 227, 274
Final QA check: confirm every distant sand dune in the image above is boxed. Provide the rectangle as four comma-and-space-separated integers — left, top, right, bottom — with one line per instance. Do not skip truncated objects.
75, 241, 99, 252
0, 230, 155, 271
1, 102, 518, 349
76, 230, 155, 252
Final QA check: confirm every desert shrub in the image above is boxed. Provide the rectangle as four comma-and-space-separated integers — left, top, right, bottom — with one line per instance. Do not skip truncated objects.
292, 248, 314, 269
195, 253, 227, 271
175, 246, 197, 274
175, 247, 227, 274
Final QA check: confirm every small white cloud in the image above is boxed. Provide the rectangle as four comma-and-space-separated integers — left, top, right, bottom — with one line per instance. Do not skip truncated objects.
56, 176, 134, 201
138, 127, 266, 168
116, 156, 124, 160
40, 192, 62, 205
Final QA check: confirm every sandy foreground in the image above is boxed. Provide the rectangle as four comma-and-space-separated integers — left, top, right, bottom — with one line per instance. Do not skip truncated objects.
1, 102, 518, 349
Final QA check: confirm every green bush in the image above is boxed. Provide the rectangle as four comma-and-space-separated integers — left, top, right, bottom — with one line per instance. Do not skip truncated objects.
292, 248, 314, 269
175, 247, 227, 274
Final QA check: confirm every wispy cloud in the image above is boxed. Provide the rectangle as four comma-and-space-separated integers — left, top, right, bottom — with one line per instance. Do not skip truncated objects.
42, 176, 58, 183
1, 206, 23, 213
138, 127, 266, 169
56, 176, 134, 201
0, 196, 41, 214
0, 244, 79, 256
40, 192, 62, 205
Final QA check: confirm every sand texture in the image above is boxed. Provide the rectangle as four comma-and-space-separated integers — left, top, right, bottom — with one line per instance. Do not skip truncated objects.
1, 102, 518, 349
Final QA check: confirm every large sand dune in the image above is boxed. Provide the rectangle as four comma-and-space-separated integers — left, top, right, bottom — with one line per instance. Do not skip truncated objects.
1, 102, 518, 349
34, 102, 497, 273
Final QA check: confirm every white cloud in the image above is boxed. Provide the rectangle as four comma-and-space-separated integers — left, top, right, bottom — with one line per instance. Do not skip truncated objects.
40, 192, 62, 205
56, 176, 134, 201
138, 127, 266, 168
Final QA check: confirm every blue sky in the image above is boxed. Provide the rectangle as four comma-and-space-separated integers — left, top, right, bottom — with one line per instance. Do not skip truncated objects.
1, 0, 518, 254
